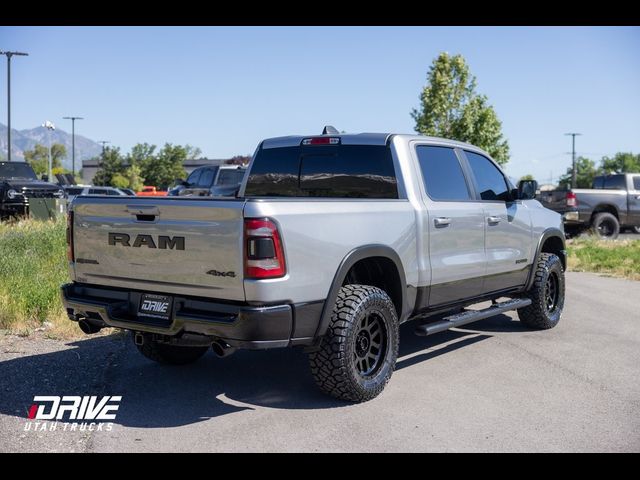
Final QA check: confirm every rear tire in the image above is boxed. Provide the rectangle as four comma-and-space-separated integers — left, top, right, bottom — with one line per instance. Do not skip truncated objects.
309, 285, 399, 403
517, 253, 565, 330
133, 333, 209, 365
591, 212, 619, 239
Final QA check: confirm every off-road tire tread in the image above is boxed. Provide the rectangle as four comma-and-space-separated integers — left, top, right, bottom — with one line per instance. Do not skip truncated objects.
309, 284, 399, 403
517, 253, 564, 330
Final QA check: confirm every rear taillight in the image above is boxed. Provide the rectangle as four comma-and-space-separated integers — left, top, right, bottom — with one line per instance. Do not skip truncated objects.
66, 211, 75, 262
244, 218, 286, 279
566, 192, 578, 208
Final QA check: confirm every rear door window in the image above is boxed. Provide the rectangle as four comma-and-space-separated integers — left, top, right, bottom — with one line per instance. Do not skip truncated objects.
89, 188, 108, 195
603, 175, 626, 190
633, 176, 640, 191
415, 146, 471, 201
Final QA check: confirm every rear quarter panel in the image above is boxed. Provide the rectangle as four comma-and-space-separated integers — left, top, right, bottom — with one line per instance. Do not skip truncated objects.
243, 199, 418, 304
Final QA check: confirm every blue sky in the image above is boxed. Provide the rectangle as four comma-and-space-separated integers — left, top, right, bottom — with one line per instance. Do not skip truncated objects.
0, 26, 638, 182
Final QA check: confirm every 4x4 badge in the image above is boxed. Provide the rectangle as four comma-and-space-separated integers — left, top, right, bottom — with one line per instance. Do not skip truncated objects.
206, 270, 236, 278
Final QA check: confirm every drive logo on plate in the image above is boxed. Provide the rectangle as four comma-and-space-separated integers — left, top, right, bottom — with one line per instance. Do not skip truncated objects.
24, 395, 121, 432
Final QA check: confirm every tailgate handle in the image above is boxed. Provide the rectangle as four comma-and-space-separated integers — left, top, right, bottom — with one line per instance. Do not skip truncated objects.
126, 205, 160, 221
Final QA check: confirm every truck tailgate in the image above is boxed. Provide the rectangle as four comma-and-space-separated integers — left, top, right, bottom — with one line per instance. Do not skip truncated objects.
71, 196, 246, 301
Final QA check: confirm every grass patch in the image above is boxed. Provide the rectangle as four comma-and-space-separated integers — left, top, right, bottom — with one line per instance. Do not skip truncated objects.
567, 237, 640, 280
0, 218, 79, 338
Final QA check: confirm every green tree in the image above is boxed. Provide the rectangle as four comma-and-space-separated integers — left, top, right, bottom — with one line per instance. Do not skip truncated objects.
600, 152, 640, 174
139, 143, 194, 189
559, 157, 597, 188
24, 143, 67, 176
112, 164, 145, 191
92, 147, 126, 186
520, 174, 535, 181
411, 52, 510, 165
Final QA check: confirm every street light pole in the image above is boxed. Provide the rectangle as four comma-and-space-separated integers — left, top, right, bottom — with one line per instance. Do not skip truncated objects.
63, 116, 84, 177
43, 121, 55, 181
565, 133, 582, 189
0, 50, 29, 161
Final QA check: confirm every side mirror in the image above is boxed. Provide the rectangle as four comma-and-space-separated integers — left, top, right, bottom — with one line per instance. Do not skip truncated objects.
517, 180, 538, 200
41, 174, 49, 182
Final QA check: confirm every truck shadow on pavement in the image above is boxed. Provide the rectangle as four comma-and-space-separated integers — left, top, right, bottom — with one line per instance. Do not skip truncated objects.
1, 313, 521, 429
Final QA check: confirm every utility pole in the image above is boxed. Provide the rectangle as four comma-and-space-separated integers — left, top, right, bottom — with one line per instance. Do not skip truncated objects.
0, 50, 29, 161
565, 133, 582, 189
63, 116, 83, 176
43, 120, 55, 181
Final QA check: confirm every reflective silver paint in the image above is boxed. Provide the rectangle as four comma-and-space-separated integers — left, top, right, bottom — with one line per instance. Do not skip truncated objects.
69, 133, 563, 312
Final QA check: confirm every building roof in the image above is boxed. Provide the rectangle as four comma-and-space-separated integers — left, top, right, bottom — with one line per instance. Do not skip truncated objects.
82, 157, 227, 168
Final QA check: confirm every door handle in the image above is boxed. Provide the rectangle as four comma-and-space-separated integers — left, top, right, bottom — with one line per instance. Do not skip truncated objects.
434, 217, 451, 228
487, 216, 501, 225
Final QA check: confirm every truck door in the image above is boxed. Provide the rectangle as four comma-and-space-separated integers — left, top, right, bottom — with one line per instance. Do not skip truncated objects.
414, 145, 486, 306
461, 150, 533, 293
629, 175, 640, 227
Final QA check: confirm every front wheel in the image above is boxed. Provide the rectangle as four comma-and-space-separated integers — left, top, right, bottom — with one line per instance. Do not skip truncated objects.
633, 226, 640, 234
517, 253, 565, 330
308, 285, 399, 403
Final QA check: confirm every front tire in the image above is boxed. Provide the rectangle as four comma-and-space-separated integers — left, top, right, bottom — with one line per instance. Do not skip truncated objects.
517, 253, 565, 330
133, 333, 209, 365
309, 285, 399, 403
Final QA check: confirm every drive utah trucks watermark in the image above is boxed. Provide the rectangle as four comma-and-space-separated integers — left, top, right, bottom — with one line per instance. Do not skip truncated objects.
24, 396, 121, 432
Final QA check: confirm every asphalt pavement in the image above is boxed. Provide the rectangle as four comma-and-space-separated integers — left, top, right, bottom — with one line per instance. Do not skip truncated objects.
1, 271, 639, 452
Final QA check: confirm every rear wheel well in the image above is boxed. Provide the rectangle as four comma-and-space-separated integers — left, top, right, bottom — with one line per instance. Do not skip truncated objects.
591, 204, 618, 222
343, 256, 402, 318
540, 236, 566, 270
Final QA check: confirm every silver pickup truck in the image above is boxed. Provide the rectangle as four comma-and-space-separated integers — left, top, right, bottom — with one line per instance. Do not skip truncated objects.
62, 129, 566, 402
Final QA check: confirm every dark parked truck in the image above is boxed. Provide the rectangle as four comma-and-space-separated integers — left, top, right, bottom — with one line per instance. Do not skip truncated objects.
62, 130, 567, 402
0, 161, 65, 221
538, 173, 640, 239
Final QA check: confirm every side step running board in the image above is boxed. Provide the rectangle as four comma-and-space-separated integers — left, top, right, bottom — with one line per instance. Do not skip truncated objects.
414, 298, 532, 336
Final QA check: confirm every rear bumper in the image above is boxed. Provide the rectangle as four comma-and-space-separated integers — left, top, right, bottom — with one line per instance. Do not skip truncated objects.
61, 283, 322, 349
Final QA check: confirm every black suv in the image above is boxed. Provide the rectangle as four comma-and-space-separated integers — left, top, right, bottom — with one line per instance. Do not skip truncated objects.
168, 165, 246, 197
0, 162, 65, 220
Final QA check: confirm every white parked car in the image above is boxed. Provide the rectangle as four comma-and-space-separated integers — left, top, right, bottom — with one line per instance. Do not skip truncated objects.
64, 186, 128, 204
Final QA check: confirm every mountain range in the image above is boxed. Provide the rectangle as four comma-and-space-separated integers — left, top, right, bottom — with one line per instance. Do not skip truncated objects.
0, 122, 102, 170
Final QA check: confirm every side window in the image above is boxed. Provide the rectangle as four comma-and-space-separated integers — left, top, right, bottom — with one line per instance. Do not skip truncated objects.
106, 189, 120, 195
186, 169, 202, 186
603, 175, 626, 190
465, 151, 510, 201
89, 188, 107, 195
415, 146, 471, 201
198, 168, 216, 188
633, 176, 640, 191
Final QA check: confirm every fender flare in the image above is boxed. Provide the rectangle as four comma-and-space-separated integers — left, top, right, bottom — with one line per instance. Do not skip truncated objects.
313, 244, 408, 339
525, 227, 566, 291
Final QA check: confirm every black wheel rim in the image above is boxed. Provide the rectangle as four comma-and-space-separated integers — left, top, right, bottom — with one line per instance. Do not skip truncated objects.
545, 272, 559, 312
597, 219, 615, 237
353, 311, 387, 378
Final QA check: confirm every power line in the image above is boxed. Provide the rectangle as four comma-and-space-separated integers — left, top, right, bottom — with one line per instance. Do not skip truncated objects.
0, 50, 29, 162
